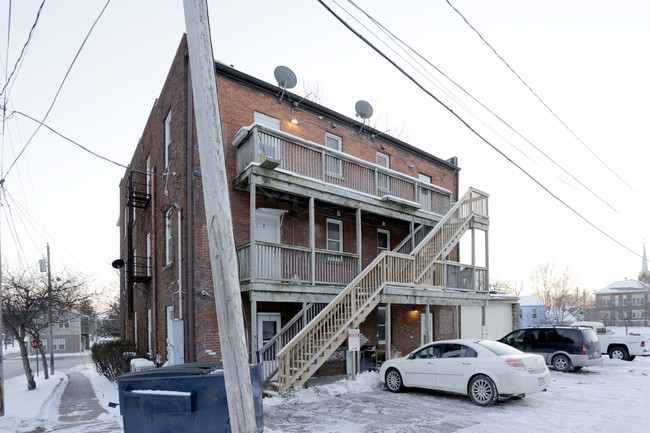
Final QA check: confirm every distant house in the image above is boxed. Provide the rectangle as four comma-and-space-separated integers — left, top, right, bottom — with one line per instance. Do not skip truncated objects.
519, 295, 546, 327
594, 280, 649, 327
28, 311, 90, 355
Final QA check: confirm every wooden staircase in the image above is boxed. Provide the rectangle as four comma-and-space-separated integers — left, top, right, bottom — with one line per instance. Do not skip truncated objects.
275, 187, 488, 393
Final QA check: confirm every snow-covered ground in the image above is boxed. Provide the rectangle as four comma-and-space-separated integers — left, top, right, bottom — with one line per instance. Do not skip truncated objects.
2, 328, 650, 432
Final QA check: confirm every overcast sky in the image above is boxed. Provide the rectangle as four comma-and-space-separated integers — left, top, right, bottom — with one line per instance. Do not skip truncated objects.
1, 0, 649, 304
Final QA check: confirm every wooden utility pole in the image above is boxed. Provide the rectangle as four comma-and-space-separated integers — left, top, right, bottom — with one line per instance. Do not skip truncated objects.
182, 1, 257, 432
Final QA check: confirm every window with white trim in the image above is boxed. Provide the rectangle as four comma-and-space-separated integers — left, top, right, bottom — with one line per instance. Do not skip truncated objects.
378, 305, 386, 345
166, 210, 173, 265
55, 339, 65, 350
325, 133, 342, 177
165, 111, 172, 169
58, 321, 70, 329
419, 173, 432, 211
254, 111, 281, 130
376, 152, 390, 193
146, 233, 152, 276
377, 229, 390, 255
146, 156, 152, 196
326, 218, 343, 252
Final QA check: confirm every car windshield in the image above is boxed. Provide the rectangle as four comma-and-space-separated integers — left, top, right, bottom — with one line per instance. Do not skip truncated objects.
477, 340, 523, 356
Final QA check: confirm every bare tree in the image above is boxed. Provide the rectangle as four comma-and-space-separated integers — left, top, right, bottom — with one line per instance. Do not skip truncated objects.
530, 263, 576, 325
2, 267, 91, 389
491, 279, 525, 296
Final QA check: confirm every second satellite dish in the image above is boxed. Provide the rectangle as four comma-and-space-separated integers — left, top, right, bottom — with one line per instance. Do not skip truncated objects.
275, 66, 297, 103
355, 100, 373, 134
355, 100, 373, 120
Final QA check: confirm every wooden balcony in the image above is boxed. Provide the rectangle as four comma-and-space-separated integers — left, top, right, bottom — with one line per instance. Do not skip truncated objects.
237, 241, 359, 287
233, 124, 452, 215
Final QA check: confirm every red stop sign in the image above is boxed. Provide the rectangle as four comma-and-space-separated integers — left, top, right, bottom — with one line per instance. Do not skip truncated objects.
31, 339, 42, 349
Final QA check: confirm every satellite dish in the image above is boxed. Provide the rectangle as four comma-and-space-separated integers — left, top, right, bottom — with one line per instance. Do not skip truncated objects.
274, 66, 297, 89
355, 100, 373, 120
274, 66, 297, 103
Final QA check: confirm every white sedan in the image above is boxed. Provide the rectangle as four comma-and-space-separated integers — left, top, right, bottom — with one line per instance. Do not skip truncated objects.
378, 339, 550, 406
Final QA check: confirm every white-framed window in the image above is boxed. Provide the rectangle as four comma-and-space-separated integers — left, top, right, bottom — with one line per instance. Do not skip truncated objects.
55, 339, 65, 351
623, 310, 628, 319
623, 295, 627, 306
123, 207, 127, 239
532, 308, 538, 319
376, 152, 389, 168
165, 111, 172, 169
58, 321, 70, 329
615, 296, 620, 307
378, 305, 386, 345
419, 173, 432, 211
377, 229, 390, 255
146, 233, 152, 276
146, 156, 152, 196
376, 152, 390, 193
326, 218, 343, 252
325, 133, 342, 177
254, 111, 281, 130
166, 209, 173, 265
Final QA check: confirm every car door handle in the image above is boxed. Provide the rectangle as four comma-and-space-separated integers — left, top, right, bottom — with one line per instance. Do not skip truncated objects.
462, 362, 470, 365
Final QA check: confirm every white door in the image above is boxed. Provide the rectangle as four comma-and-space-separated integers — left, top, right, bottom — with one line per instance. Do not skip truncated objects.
486, 303, 514, 340
256, 211, 282, 280
421, 313, 433, 345
166, 306, 184, 365
460, 306, 482, 339
257, 313, 282, 350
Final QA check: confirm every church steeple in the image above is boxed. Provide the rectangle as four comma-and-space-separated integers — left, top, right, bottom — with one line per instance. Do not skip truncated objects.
639, 240, 650, 284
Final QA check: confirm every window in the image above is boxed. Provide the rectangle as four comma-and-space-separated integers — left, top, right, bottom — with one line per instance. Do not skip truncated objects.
325, 133, 342, 177
55, 339, 65, 351
633, 294, 644, 306
532, 308, 537, 319
378, 305, 386, 345
166, 210, 173, 265
419, 173, 432, 211
377, 229, 390, 255
58, 321, 70, 329
146, 233, 152, 277
615, 296, 620, 307
623, 295, 627, 306
412, 344, 442, 359
254, 111, 281, 130
441, 344, 477, 358
146, 156, 152, 196
326, 219, 343, 252
165, 111, 172, 169
376, 152, 390, 192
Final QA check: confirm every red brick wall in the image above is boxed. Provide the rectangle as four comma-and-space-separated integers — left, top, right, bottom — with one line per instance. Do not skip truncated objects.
120, 36, 461, 366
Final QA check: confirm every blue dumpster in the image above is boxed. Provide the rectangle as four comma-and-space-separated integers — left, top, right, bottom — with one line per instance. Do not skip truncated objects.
117, 362, 263, 433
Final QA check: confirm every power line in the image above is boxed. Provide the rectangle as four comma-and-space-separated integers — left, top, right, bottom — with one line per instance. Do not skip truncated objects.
341, 0, 647, 233
444, 0, 650, 205
0, 0, 46, 98
11, 110, 162, 177
1, 0, 111, 182
316, 0, 642, 260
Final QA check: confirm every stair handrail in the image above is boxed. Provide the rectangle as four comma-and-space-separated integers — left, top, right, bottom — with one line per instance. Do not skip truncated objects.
276, 187, 488, 391
258, 302, 326, 384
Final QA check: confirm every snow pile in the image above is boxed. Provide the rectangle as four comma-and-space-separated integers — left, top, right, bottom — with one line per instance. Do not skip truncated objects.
263, 371, 381, 407
1, 371, 68, 433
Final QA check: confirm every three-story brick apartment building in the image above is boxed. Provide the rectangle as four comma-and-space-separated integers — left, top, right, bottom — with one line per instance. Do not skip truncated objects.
118, 37, 517, 391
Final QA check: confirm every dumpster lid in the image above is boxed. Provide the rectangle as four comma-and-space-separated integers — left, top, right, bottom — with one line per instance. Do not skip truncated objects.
119, 362, 224, 379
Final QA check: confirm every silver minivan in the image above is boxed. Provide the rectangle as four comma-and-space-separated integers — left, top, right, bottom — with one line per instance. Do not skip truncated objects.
499, 326, 602, 372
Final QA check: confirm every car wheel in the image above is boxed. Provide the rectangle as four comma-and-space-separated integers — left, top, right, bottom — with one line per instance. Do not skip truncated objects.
385, 368, 403, 392
609, 347, 629, 361
628, 356, 636, 361
468, 375, 498, 406
552, 354, 571, 372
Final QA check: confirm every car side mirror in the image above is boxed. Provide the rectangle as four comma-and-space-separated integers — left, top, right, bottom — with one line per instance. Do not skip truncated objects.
407, 353, 415, 360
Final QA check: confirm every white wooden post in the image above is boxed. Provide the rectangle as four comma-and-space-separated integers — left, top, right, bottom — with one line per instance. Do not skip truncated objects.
250, 179, 257, 282
356, 209, 362, 275
309, 197, 315, 285
385, 303, 392, 360
183, 2, 257, 431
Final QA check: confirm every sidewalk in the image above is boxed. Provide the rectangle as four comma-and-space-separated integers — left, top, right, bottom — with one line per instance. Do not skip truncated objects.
50, 372, 123, 433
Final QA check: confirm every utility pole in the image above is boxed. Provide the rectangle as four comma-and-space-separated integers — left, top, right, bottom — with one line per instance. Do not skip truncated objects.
40, 245, 55, 375
47, 245, 54, 375
1, 180, 5, 416
182, 1, 256, 432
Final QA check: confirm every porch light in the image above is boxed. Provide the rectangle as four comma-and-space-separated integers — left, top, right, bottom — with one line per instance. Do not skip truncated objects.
291, 108, 298, 124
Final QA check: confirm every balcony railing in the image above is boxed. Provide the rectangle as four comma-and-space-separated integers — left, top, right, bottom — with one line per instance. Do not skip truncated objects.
237, 241, 359, 286
234, 124, 452, 215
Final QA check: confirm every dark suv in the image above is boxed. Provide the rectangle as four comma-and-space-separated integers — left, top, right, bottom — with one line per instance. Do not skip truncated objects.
498, 326, 602, 372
